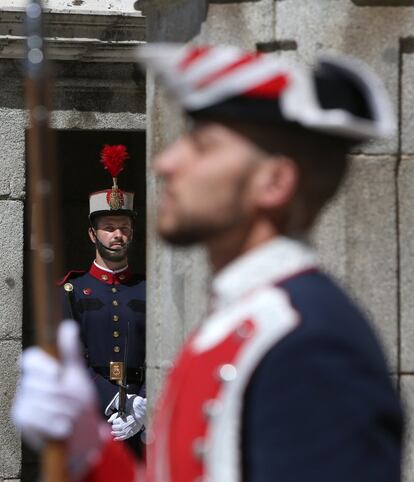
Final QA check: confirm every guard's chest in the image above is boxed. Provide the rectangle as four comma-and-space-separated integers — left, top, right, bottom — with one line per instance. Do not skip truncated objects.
148, 286, 299, 482
74, 281, 145, 323
150, 318, 255, 482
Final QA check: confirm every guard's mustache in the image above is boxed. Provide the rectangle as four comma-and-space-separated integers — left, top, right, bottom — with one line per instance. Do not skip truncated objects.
110, 241, 126, 248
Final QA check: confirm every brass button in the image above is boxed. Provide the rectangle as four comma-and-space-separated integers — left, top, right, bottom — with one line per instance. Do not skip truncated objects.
113, 315, 119, 322
113, 331, 120, 338
112, 300, 119, 307
119, 274, 125, 280
113, 345, 120, 353
63, 283, 73, 293
112, 287, 117, 293
101, 274, 109, 281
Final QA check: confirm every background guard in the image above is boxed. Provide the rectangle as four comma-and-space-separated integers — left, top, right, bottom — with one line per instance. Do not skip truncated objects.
59, 144, 146, 450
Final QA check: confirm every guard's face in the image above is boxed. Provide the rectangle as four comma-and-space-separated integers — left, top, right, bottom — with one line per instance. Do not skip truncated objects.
89, 215, 133, 262
153, 122, 267, 245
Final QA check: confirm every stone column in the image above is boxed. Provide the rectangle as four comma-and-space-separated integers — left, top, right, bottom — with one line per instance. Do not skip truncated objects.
143, 0, 278, 408
0, 98, 25, 482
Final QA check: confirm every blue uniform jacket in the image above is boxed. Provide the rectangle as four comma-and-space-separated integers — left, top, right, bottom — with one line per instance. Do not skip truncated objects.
242, 270, 403, 482
61, 263, 146, 414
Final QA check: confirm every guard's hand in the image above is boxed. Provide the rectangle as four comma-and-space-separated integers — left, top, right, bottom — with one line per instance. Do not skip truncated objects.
11, 320, 108, 480
107, 396, 147, 441
107, 413, 141, 441
131, 395, 147, 427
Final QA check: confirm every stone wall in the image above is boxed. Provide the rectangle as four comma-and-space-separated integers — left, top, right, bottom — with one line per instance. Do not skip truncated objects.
0, 1, 145, 480
0, 106, 24, 481
2, 0, 414, 479
144, 1, 414, 480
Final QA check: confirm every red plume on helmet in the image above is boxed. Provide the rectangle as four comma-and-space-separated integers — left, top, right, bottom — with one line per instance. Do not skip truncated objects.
89, 144, 135, 217
99, 144, 130, 210
100, 144, 129, 178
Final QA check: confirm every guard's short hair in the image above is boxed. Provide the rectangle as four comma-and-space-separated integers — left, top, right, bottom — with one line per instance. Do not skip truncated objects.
218, 120, 352, 235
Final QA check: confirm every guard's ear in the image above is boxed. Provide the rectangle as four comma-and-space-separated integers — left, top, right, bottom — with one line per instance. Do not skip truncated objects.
251, 155, 299, 210
88, 227, 97, 245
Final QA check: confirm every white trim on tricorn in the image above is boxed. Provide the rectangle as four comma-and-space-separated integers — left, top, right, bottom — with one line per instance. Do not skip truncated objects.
184, 57, 291, 110
136, 43, 395, 140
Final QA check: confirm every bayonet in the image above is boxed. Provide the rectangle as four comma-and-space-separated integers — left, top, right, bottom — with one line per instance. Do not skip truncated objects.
109, 321, 129, 416
119, 321, 129, 416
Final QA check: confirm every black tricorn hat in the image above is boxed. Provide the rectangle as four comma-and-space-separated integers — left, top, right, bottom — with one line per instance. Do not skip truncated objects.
136, 44, 394, 142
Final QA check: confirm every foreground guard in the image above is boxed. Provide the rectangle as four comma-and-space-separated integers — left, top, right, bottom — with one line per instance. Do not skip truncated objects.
13, 46, 403, 482
59, 144, 146, 446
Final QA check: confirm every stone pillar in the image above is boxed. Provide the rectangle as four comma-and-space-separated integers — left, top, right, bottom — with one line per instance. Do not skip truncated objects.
0, 102, 24, 481
144, 0, 280, 412
142, 0, 205, 411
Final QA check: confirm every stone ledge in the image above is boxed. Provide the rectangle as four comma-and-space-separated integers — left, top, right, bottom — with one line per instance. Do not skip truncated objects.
0, 8, 144, 40
50, 110, 146, 130
0, 7, 145, 61
4, 0, 140, 12
0, 35, 144, 62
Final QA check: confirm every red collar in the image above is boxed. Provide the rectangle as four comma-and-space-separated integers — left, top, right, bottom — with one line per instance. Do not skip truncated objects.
89, 263, 133, 285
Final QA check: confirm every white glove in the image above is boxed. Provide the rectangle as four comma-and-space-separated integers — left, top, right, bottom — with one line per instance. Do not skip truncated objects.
12, 320, 109, 480
107, 395, 147, 441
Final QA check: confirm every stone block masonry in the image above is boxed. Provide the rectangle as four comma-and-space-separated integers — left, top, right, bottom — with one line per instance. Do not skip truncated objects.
1, 0, 414, 478
0, 199, 24, 479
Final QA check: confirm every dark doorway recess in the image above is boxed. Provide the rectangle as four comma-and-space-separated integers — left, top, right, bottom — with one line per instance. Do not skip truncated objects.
22, 128, 146, 481
57, 129, 146, 276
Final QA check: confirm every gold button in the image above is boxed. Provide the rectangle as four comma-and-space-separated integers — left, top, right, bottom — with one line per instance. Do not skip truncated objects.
112, 300, 119, 307
112, 287, 117, 293
113, 345, 120, 353
113, 331, 120, 338
101, 274, 109, 281
113, 315, 119, 322
119, 274, 125, 280
63, 283, 73, 293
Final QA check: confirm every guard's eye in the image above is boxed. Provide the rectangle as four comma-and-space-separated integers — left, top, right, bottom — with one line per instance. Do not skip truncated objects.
101, 226, 132, 235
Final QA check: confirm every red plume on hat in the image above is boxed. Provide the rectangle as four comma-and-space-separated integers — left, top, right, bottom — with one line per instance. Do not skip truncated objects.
100, 144, 129, 177
100, 144, 129, 210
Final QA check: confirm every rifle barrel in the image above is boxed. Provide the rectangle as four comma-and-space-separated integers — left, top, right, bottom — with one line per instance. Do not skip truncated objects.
25, 2, 67, 481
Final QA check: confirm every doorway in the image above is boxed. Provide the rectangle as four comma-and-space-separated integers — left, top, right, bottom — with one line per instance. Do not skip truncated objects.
22, 128, 146, 481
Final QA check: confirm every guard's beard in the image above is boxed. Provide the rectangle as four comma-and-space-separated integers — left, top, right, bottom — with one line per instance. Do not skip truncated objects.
159, 223, 224, 246
95, 236, 131, 263
158, 209, 247, 247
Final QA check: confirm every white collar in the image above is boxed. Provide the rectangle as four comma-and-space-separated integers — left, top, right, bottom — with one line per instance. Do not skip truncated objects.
93, 260, 129, 274
211, 237, 317, 311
